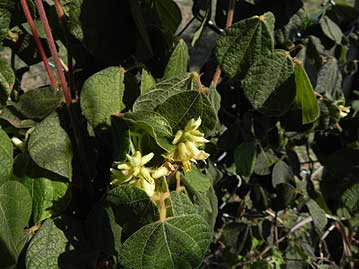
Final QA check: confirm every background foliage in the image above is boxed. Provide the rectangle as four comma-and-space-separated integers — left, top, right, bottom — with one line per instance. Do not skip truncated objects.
0, 0, 359, 268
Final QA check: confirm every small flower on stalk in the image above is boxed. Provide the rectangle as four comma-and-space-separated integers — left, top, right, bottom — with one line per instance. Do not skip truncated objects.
111, 151, 155, 197
164, 117, 209, 171
338, 105, 350, 118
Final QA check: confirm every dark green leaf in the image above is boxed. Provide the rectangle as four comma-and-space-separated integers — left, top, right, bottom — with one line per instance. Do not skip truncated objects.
272, 160, 294, 187
124, 111, 174, 152
306, 199, 327, 231
0, 58, 15, 104
12, 86, 64, 120
164, 39, 189, 79
153, 0, 182, 34
0, 181, 32, 268
28, 113, 73, 179
254, 149, 278, 176
315, 57, 343, 100
234, 142, 257, 178
0, 8, 11, 43
80, 67, 125, 129
320, 16, 343, 45
157, 90, 217, 133
170, 191, 197, 216
22, 176, 70, 223
294, 60, 319, 124
120, 215, 210, 269
0, 126, 13, 185
25, 218, 71, 269
133, 73, 199, 112
215, 12, 275, 78
242, 50, 294, 109
106, 185, 158, 235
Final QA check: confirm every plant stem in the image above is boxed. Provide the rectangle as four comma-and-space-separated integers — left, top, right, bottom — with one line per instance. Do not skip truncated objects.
34, 0, 72, 106
20, 0, 58, 89
211, 0, 235, 87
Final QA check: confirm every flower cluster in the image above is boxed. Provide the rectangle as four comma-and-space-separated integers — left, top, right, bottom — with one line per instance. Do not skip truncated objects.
164, 117, 209, 171
111, 117, 209, 197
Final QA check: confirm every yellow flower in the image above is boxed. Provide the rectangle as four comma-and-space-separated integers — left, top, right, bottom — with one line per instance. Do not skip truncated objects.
338, 105, 350, 118
111, 151, 155, 197
164, 117, 209, 171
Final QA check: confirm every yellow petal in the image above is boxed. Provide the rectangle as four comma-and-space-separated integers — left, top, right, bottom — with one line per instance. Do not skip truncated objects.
140, 152, 154, 165
152, 166, 170, 179
172, 130, 183, 145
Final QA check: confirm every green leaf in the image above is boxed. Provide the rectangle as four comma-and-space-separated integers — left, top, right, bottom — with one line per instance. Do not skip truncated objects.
153, 0, 182, 34
306, 199, 327, 231
183, 167, 211, 193
80, 67, 125, 129
157, 90, 217, 133
28, 113, 73, 179
124, 112, 174, 152
0, 181, 32, 268
294, 60, 319, 124
242, 50, 294, 109
170, 191, 197, 216
120, 215, 210, 269
320, 16, 343, 44
272, 160, 294, 187
12, 86, 64, 120
140, 68, 156, 95
341, 184, 359, 213
164, 39, 189, 79
25, 218, 70, 269
234, 142, 257, 178
106, 185, 158, 235
22, 177, 70, 223
0, 8, 11, 43
315, 57, 343, 100
254, 149, 278, 176
0, 58, 15, 104
133, 73, 199, 112
0, 126, 13, 185
215, 12, 275, 78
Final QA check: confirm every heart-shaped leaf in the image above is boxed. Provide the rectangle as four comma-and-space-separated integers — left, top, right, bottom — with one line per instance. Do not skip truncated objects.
242, 50, 294, 109
215, 12, 275, 78
80, 67, 125, 129
0, 181, 32, 268
28, 113, 73, 179
120, 215, 210, 269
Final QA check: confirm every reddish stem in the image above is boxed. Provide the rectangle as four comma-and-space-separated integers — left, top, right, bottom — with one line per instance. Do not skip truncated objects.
53, 0, 66, 24
34, 0, 72, 106
20, 0, 58, 89
211, 0, 236, 87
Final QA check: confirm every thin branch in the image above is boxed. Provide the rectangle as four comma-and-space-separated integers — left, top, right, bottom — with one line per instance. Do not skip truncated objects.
34, 0, 72, 106
211, 0, 235, 87
20, 0, 58, 89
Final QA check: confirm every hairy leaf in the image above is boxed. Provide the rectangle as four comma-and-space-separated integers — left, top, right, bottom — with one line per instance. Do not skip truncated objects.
124, 112, 174, 152
215, 12, 275, 78
272, 160, 294, 187
0, 126, 13, 185
0, 181, 32, 268
320, 16, 343, 44
164, 39, 189, 79
140, 68, 156, 95
234, 142, 257, 178
120, 215, 210, 269
25, 218, 70, 269
242, 50, 294, 109
22, 177, 70, 223
170, 191, 197, 217
0, 58, 15, 103
306, 199, 327, 231
13, 87, 64, 120
28, 113, 73, 179
80, 67, 125, 129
